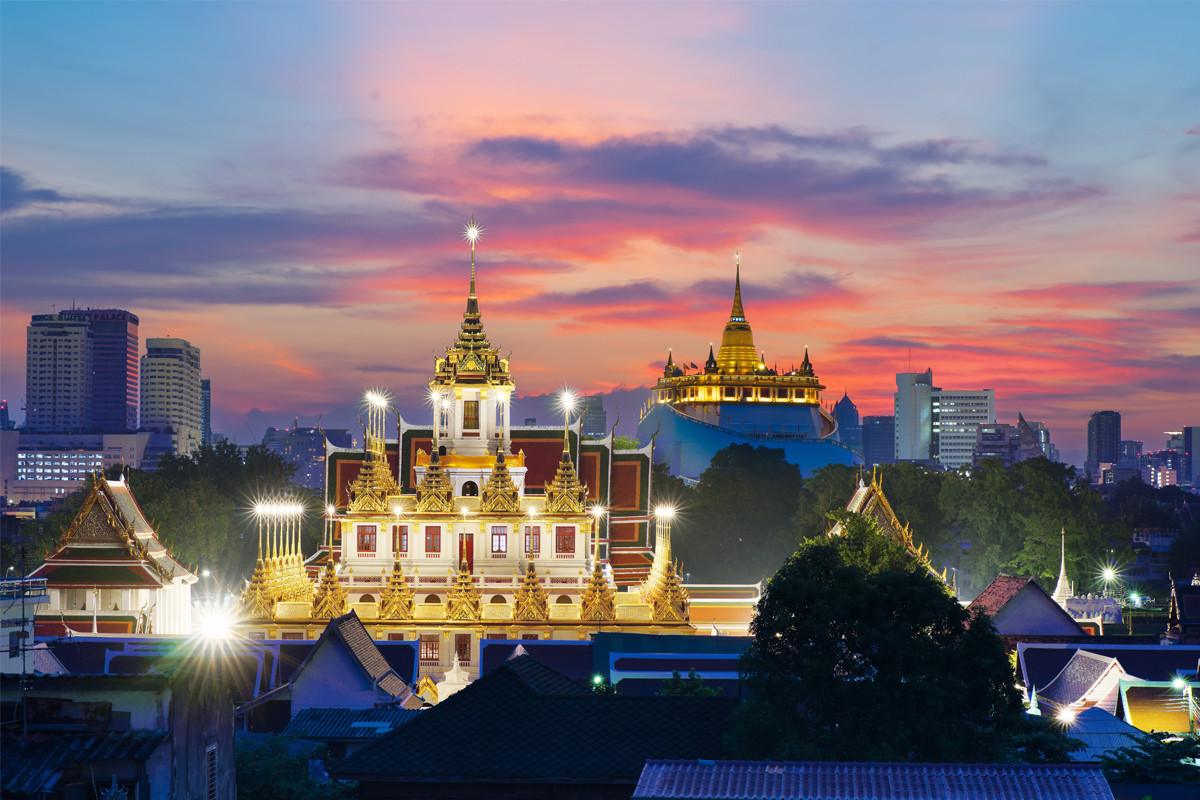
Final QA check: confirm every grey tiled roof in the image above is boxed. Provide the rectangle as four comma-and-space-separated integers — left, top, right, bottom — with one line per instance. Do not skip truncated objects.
1039, 651, 1121, 707
333, 655, 732, 783
282, 707, 421, 741
303, 611, 409, 699
1, 730, 169, 796
633, 760, 1115, 800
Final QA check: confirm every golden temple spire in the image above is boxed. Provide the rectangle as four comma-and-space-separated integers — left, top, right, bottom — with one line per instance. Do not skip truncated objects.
581, 563, 616, 622
380, 559, 415, 620
446, 561, 482, 620
452, 217, 492, 353
716, 254, 757, 373
463, 216, 483, 298
513, 562, 550, 621
730, 251, 746, 323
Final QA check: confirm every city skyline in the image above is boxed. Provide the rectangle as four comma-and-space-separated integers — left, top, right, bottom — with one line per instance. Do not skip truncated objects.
2, 3, 1197, 467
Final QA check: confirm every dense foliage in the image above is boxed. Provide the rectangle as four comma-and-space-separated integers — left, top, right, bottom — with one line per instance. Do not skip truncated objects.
662, 446, 1168, 598
236, 735, 356, 800
8, 443, 321, 593
725, 518, 1079, 763
1098, 731, 1200, 784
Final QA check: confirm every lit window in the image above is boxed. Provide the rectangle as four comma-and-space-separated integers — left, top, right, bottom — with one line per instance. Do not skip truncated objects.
393, 525, 408, 554
491, 526, 507, 555
555, 526, 575, 555
524, 525, 541, 555
420, 636, 439, 663
425, 526, 441, 554
357, 525, 377, 555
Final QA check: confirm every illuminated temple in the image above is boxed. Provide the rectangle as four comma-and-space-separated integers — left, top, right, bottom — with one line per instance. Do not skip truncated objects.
638, 256, 863, 480
238, 222, 709, 671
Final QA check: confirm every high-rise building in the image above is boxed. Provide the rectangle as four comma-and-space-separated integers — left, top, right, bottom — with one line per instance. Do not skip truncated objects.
861, 415, 895, 466
1085, 411, 1121, 479
1184, 427, 1198, 488
141, 337, 202, 457
200, 378, 212, 447
63, 309, 139, 432
1119, 440, 1143, 469
1024, 420, 1060, 462
833, 392, 862, 454
263, 421, 352, 491
580, 394, 607, 438
894, 370, 936, 462
25, 313, 93, 433
932, 389, 995, 470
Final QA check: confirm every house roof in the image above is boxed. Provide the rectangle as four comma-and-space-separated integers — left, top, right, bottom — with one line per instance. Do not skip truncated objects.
282, 707, 422, 741
1017, 644, 1200, 690
1039, 651, 1123, 708
632, 759, 1114, 800
1064, 707, 1148, 763
293, 610, 409, 699
332, 655, 733, 783
968, 574, 1082, 633
1, 730, 169, 797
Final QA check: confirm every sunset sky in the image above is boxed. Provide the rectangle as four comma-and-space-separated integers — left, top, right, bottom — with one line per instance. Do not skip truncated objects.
2, 2, 1197, 467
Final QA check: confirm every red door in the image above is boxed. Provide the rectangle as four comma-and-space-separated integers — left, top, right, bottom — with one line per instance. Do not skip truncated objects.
459, 533, 474, 572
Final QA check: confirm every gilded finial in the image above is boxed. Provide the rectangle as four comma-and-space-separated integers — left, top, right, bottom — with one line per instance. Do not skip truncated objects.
463, 216, 483, 296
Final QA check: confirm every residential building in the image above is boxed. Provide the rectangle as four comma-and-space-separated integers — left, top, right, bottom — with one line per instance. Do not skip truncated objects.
1086, 411, 1121, 480
262, 421, 352, 491
931, 389, 994, 470
25, 313, 93, 433
201, 377, 212, 446
1, 429, 172, 502
637, 258, 861, 479
1129, 528, 1178, 583
1119, 439, 1143, 468
973, 414, 1046, 468
860, 415, 894, 466
1143, 465, 1177, 488
140, 337, 202, 457
1024, 419, 1060, 462
64, 308, 139, 432
967, 574, 1083, 636
1184, 426, 1198, 488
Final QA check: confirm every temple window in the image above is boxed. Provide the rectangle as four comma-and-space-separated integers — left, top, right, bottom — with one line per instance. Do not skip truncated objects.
524, 525, 541, 555
420, 636, 440, 663
393, 525, 408, 554
463, 400, 480, 430
425, 525, 441, 554
555, 526, 575, 555
491, 526, 507, 555
461, 480, 479, 497
357, 525, 377, 555
455, 633, 471, 665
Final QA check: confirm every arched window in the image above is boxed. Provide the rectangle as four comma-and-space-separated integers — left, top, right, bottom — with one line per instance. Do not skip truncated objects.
491, 595, 506, 604
438, 445, 447, 456
461, 481, 479, 497
556, 595, 572, 604
425, 594, 440, 604
358, 594, 375, 604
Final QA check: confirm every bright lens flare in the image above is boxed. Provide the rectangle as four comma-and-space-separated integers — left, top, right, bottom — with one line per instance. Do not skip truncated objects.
1173, 676, 1188, 690
589, 505, 607, 519
463, 218, 484, 245
196, 601, 237, 640
364, 389, 391, 409
1055, 707, 1077, 726
558, 389, 577, 414
1101, 566, 1118, 583
655, 505, 676, 520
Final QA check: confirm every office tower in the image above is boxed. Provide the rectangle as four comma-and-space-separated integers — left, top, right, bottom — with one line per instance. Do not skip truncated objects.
200, 378, 212, 447
0, 399, 12, 430
833, 392, 862, 454
580, 394, 607, 438
64, 308, 139, 432
1085, 411, 1121, 479
1024, 420, 1060, 462
25, 313, 93, 433
1119, 440, 1143, 469
932, 389, 995, 469
894, 370, 936, 461
974, 423, 1019, 466
1183, 427, 1198, 488
861, 415, 895, 466
141, 337, 202, 457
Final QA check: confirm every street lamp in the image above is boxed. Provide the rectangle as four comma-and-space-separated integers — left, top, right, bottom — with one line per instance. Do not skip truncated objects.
589, 505, 607, 564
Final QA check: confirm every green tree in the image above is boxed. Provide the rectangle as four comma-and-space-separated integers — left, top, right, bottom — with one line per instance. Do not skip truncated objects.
1098, 731, 1200, 784
725, 535, 1048, 763
613, 435, 642, 450
673, 444, 803, 584
792, 463, 860, 539
657, 669, 722, 697
821, 510, 926, 576
236, 735, 356, 800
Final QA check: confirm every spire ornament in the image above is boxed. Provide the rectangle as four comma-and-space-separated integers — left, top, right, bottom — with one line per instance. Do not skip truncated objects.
312, 560, 348, 620
581, 563, 616, 622
651, 560, 689, 623
446, 561, 482, 621
380, 559, 415, 620
1051, 528, 1072, 608
416, 450, 455, 512
480, 449, 522, 513
513, 562, 550, 621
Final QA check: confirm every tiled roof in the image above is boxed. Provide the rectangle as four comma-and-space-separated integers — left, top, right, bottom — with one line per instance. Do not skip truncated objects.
632, 760, 1115, 800
1040, 651, 1121, 708
282, 707, 421, 741
1, 730, 168, 796
333, 655, 732, 782
968, 574, 1032, 618
302, 611, 410, 699
1017, 644, 1200, 689
1065, 707, 1148, 763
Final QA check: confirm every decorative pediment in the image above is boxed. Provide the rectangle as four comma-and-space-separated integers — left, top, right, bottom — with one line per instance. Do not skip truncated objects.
347, 456, 400, 514
380, 560, 415, 620
651, 560, 689, 623
581, 564, 616, 622
446, 563, 481, 621
312, 561, 348, 620
416, 451, 455, 513
480, 450, 521, 514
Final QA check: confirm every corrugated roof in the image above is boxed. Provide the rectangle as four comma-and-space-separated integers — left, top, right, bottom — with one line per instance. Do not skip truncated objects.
333, 655, 731, 782
1065, 707, 1148, 763
282, 707, 421, 741
1, 730, 168, 796
632, 760, 1115, 800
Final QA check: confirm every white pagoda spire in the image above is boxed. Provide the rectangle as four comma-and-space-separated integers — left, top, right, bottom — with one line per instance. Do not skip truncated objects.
1051, 528, 1072, 608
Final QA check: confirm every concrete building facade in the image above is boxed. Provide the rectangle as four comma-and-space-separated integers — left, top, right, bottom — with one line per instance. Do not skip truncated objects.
140, 337, 202, 457
25, 313, 93, 433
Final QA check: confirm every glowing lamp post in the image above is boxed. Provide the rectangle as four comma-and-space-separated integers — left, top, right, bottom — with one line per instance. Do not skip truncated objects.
589, 505, 607, 563
1101, 565, 1118, 598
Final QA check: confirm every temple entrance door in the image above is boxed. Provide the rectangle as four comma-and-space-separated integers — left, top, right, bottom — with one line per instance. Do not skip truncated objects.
459, 533, 474, 573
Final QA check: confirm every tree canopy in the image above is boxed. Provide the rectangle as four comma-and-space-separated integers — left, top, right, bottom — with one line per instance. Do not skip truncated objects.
725, 527, 1067, 763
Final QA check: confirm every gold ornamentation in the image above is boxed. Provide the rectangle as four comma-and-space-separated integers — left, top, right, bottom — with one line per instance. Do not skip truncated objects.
513, 562, 549, 621
379, 560, 415, 620
480, 449, 521, 514
312, 561, 348, 620
544, 451, 586, 515
446, 562, 481, 621
416, 450, 455, 513
241, 558, 275, 620
581, 563, 615, 622
651, 560, 689, 623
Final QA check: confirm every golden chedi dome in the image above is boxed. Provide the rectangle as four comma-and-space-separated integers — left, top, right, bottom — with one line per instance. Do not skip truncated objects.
715, 257, 758, 374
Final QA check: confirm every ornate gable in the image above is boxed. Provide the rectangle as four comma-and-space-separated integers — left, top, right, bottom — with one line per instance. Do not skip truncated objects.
480, 450, 521, 514
545, 451, 586, 515
416, 451, 455, 513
